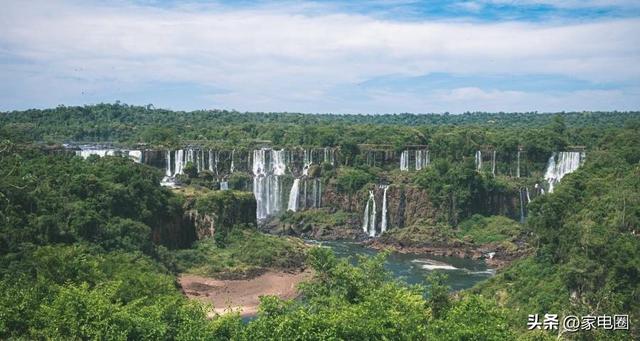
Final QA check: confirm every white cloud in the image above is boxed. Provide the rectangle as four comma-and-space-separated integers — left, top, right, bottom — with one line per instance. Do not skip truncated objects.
0, 0, 638, 112
482, 0, 640, 9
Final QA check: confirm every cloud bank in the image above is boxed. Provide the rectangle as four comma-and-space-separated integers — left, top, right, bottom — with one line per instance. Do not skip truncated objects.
0, 0, 638, 113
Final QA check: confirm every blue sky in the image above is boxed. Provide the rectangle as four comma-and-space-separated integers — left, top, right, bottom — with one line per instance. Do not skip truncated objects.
1, 0, 639, 113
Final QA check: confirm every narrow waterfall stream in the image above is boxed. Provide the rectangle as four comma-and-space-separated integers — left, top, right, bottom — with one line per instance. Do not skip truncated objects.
362, 190, 377, 237
380, 185, 389, 234
287, 179, 300, 212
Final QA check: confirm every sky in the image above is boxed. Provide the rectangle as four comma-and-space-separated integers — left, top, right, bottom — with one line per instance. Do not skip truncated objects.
1, 0, 639, 114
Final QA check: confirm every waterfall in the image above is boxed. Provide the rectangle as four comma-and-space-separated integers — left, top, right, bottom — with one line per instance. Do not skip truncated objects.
175, 149, 185, 176
312, 179, 322, 208
287, 179, 300, 212
76, 148, 141, 163
323, 147, 335, 165
165, 150, 172, 177
516, 151, 521, 178
230, 149, 236, 173
303, 149, 313, 176
220, 181, 229, 191
312, 179, 317, 208
415, 150, 429, 170
362, 190, 377, 237
197, 149, 204, 173
475, 151, 482, 171
303, 180, 308, 209
544, 152, 583, 193
208, 150, 220, 175
272, 149, 286, 176
526, 187, 531, 203
380, 185, 389, 234
400, 150, 409, 171
252, 148, 287, 220
519, 188, 526, 224
491, 151, 496, 176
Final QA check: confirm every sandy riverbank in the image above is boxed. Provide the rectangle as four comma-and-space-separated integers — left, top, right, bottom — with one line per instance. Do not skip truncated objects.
179, 270, 313, 317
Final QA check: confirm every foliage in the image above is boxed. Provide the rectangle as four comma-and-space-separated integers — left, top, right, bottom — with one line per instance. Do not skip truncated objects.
457, 214, 522, 244
0, 149, 185, 254
415, 159, 515, 224
172, 228, 307, 279
239, 247, 515, 340
335, 167, 375, 194
474, 149, 640, 338
1, 103, 635, 149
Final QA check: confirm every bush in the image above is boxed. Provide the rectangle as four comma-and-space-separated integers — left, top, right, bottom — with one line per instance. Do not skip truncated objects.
336, 167, 374, 193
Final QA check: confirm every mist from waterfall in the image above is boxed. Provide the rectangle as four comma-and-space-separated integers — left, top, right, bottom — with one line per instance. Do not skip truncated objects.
544, 152, 583, 193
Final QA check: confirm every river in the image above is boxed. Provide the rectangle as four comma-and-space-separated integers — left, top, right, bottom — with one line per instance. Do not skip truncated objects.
313, 240, 495, 291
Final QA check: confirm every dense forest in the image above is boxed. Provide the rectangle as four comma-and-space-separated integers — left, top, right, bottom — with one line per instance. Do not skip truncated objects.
0, 105, 638, 339
1, 103, 637, 150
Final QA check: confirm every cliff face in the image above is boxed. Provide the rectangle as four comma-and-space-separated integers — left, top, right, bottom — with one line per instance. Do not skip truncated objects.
322, 182, 436, 230
150, 190, 257, 247
184, 190, 257, 239
320, 180, 519, 231
151, 213, 197, 249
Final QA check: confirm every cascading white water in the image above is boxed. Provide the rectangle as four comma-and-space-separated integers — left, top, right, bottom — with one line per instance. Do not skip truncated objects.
307, 179, 322, 208
544, 151, 583, 193
253, 148, 287, 220
76, 149, 114, 158
516, 151, 521, 178
380, 185, 389, 234
312, 179, 318, 208
302, 149, 313, 176
220, 181, 229, 190
415, 150, 429, 170
76, 148, 141, 163
519, 188, 526, 224
230, 149, 236, 173
323, 147, 335, 165
491, 150, 496, 176
287, 178, 300, 212
526, 187, 531, 203
475, 150, 482, 171
174, 149, 185, 176
400, 150, 410, 171
165, 150, 172, 177
208, 150, 220, 175
362, 190, 377, 237
272, 149, 286, 176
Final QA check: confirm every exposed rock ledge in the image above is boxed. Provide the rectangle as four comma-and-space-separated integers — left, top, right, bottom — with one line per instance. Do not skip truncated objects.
364, 239, 529, 269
